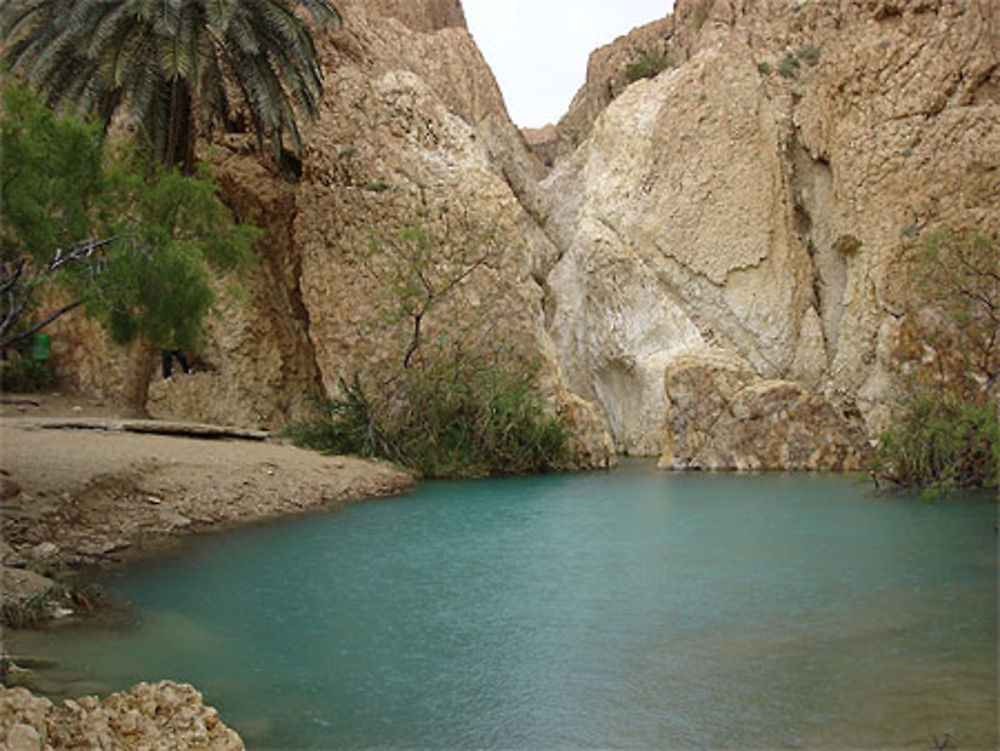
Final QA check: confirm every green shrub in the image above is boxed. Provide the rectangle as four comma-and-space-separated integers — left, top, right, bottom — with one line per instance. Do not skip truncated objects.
284, 375, 382, 459
797, 44, 821, 67
778, 52, 801, 78
1, 586, 59, 628
876, 391, 999, 492
625, 50, 674, 84
286, 218, 570, 478
285, 358, 569, 478
0, 354, 52, 393
757, 61, 773, 75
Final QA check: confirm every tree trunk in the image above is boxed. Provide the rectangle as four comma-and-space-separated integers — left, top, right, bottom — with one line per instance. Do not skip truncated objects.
164, 79, 196, 175
122, 336, 156, 418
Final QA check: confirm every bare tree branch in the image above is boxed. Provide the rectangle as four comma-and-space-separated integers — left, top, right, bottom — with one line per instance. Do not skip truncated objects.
2, 299, 83, 349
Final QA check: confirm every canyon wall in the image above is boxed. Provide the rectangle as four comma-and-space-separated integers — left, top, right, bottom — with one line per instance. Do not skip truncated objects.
135, 0, 612, 465
40, 0, 998, 470
530, 0, 998, 464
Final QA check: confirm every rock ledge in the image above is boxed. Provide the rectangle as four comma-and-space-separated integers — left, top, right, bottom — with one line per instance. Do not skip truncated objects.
0, 680, 244, 750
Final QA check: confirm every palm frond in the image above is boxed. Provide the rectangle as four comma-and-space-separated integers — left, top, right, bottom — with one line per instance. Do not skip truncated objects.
5, 0, 338, 165
297, 0, 340, 26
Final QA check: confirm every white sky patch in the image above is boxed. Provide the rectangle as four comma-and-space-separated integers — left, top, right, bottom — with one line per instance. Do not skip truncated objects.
463, 0, 676, 128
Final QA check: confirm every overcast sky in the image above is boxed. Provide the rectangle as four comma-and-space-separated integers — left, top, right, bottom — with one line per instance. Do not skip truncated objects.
463, 1, 676, 128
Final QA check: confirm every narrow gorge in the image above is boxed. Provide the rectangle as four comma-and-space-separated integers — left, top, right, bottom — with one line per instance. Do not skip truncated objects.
42, 0, 999, 470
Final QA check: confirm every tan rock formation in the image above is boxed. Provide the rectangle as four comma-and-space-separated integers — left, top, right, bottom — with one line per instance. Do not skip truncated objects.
0, 681, 243, 750
343, 0, 467, 33
35, 0, 996, 470
521, 124, 560, 167
147, 140, 325, 430
659, 348, 868, 471
555, 15, 677, 160
537, 0, 999, 455
140, 0, 611, 462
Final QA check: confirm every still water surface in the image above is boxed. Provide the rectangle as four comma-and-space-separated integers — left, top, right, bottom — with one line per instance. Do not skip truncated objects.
11, 465, 998, 749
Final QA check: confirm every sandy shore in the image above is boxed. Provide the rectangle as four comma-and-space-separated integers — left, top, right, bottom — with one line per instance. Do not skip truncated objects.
0, 392, 415, 610
0, 393, 414, 748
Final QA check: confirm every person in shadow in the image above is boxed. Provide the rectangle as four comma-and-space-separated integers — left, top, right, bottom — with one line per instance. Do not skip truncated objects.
162, 349, 191, 380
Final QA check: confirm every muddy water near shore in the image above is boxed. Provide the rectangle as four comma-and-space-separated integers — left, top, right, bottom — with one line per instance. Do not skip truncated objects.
8, 465, 998, 749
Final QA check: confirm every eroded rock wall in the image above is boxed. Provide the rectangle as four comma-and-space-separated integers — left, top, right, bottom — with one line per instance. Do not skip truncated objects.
37, 0, 997, 470
535, 0, 998, 462
137, 0, 613, 462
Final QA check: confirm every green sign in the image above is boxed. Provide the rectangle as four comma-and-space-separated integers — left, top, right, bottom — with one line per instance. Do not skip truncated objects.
31, 333, 51, 361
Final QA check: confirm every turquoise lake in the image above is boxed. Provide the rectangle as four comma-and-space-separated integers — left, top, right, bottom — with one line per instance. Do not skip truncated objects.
9, 464, 998, 749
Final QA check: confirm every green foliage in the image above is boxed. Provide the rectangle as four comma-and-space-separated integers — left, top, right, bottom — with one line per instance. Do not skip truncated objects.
876, 391, 999, 492
286, 219, 569, 478
625, 50, 674, 84
797, 44, 822, 67
287, 357, 569, 478
284, 376, 380, 458
0, 86, 106, 263
877, 228, 1000, 493
1, 586, 60, 628
757, 61, 773, 75
2, 86, 111, 347
778, 52, 801, 79
2, 0, 340, 171
0, 353, 53, 393
904, 228, 999, 398
1, 86, 259, 352
84, 156, 260, 349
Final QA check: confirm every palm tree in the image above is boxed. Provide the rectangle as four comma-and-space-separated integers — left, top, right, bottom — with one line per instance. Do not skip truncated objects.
3, 0, 339, 173
3, 0, 338, 415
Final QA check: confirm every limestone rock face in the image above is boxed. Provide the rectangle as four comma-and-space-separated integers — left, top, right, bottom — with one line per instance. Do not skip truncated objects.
539, 0, 998, 454
146, 143, 324, 430
147, 0, 611, 461
0, 681, 244, 750
40, 0, 997, 469
554, 16, 677, 160
542, 39, 814, 453
659, 349, 869, 471
343, 0, 467, 33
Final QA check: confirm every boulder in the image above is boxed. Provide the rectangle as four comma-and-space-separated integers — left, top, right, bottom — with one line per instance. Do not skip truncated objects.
659, 348, 869, 471
1, 567, 55, 615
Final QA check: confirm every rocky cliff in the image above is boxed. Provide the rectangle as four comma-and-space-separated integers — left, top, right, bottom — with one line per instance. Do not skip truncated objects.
41, 0, 998, 470
532, 0, 998, 464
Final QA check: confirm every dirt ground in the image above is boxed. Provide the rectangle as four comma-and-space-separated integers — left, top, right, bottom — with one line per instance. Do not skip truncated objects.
0, 392, 415, 607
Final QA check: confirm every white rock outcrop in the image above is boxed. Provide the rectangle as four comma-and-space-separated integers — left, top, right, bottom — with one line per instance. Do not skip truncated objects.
533, 0, 998, 459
